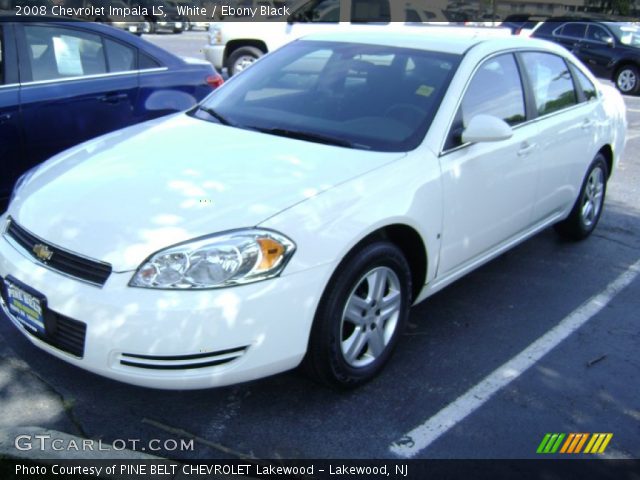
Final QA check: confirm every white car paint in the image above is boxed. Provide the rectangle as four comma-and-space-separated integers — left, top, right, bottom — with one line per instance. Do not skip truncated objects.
0, 33, 626, 389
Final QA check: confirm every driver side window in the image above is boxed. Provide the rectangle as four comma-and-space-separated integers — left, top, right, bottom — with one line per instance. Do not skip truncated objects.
445, 53, 526, 150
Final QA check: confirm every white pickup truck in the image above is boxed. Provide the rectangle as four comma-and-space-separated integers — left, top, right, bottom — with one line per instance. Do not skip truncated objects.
203, 0, 510, 75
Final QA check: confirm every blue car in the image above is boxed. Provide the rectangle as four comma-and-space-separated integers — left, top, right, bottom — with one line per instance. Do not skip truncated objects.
0, 17, 223, 206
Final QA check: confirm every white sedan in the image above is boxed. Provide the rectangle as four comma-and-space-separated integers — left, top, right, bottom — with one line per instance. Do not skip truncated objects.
0, 31, 627, 390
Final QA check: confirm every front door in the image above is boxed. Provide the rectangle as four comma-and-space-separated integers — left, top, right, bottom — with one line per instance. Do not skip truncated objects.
438, 53, 539, 276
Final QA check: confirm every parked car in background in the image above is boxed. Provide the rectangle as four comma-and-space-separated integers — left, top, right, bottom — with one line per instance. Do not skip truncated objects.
0, 17, 223, 207
532, 19, 640, 94
204, 0, 509, 75
74, 0, 146, 35
501, 14, 548, 35
123, 0, 186, 33
0, 31, 625, 390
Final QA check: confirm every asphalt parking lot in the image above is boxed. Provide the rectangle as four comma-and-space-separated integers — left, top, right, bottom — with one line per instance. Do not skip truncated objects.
0, 32, 639, 462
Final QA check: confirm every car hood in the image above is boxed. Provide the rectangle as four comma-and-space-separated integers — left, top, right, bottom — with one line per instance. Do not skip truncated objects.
10, 114, 403, 272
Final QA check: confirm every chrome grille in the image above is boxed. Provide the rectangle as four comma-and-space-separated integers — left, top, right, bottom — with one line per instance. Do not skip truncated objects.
4, 218, 112, 287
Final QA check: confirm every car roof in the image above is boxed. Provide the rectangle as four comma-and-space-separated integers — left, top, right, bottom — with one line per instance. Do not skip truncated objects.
301, 28, 566, 56
0, 17, 185, 66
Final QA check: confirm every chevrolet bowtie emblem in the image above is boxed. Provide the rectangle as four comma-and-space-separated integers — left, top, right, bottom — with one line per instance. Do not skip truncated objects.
33, 243, 53, 262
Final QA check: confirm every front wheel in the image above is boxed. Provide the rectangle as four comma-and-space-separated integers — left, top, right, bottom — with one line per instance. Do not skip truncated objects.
615, 64, 639, 95
303, 242, 412, 389
554, 153, 608, 241
227, 46, 263, 76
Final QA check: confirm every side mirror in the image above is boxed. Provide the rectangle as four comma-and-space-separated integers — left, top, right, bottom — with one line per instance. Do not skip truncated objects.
604, 36, 614, 47
462, 114, 513, 144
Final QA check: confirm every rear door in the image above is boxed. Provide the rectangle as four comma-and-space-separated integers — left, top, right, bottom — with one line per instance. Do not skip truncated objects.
518, 51, 598, 221
552, 22, 587, 53
16, 23, 139, 164
576, 24, 617, 78
0, 23, 23, 205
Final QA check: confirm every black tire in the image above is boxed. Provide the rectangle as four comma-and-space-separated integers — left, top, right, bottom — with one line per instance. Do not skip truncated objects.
227, 46, 264, 76
554, 153, 608, 241
142, 20, 155, 34
303, 241, 412, 389
614, 64, 640, 95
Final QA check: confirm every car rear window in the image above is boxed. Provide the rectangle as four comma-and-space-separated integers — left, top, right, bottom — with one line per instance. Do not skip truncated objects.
139, 52, 161, 70
105, 39, 136, 72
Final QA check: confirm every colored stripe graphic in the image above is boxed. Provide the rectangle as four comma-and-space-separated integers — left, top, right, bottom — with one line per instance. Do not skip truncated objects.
574, 433, 589, 453
560, 433, 575, 453
538, 433, 613, 454
585, 433, 613, 454
537, 433, 565, 453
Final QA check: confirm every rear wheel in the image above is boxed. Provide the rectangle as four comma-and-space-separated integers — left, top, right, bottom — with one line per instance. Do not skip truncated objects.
303, 242, 412, 389
615, 64, 639, 95
554, 153, 608, 241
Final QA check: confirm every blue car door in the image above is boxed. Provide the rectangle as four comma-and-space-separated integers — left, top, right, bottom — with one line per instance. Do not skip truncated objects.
15, 23, 139, 165
0, 23, 23, 205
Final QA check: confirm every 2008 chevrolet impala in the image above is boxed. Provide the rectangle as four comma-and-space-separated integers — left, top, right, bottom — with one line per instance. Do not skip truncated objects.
0, 31, 627, 389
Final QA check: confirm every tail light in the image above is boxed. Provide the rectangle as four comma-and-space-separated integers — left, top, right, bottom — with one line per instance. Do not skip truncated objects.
206, 74, 224, 89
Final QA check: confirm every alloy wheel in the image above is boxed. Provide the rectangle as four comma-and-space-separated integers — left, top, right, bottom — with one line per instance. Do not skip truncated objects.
581, 166, 604, 228
340, 266, 402, 368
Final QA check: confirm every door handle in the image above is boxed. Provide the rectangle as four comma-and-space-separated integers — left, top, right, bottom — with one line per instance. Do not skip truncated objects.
517, 142, 536, 157
98, 93, 129, 104
0, 113, 11, 124
581, 119, 595, 129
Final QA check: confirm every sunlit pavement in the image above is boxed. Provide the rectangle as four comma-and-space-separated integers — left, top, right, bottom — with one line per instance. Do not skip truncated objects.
0, 38, 638, 459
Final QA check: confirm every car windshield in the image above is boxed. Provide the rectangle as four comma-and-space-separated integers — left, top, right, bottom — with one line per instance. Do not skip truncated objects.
608, 23, 640, 47
195, 40, 460, 152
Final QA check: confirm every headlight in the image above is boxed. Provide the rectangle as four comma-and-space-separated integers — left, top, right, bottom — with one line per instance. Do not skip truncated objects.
9, 167, 38, 206
129, 229, 295, 289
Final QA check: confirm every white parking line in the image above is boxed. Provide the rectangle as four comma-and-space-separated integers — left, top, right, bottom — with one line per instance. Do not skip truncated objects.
390, 257, 640, 458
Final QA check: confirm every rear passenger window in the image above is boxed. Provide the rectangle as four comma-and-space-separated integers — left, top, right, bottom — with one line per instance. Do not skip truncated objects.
521, 52, 577, 116
557, 23, 586, 39
24, 26, 107, 81
105, 39, 135, 72
572, 66, 598, 101
139, 52, 160, 70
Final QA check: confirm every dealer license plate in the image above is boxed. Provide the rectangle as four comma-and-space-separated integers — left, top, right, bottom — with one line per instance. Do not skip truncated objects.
4, 277, 46, 336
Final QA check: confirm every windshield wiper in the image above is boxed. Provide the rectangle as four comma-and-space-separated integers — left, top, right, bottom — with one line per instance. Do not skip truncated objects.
252, 127, 366, 149
196, 106, 233, 126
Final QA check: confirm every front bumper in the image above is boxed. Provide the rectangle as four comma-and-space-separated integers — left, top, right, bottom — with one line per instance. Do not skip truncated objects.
0, 219, 331, 390
203, 45, 225, 70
